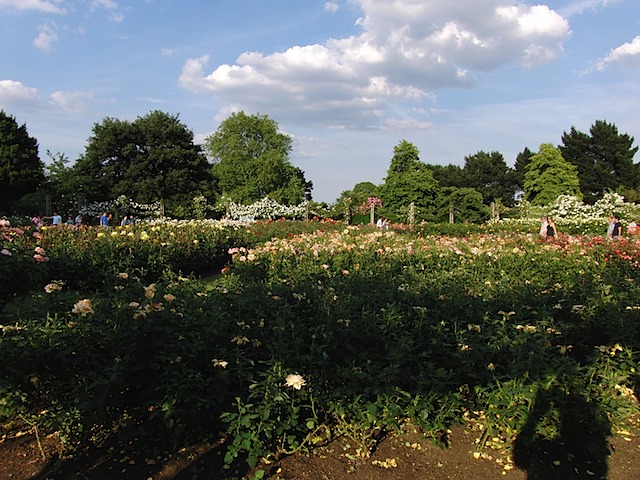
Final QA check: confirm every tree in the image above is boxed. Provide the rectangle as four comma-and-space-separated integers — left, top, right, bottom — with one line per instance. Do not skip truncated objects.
514, 147, 534, 193
42, 150, 80, 215
205, 111, 312, 205
559, 120, 639, 204
72, 111, 214, 211
462, 150, 517, 206
524, 143, 582, 206
0, 110, 44, 213
379, 140, 439, 220
427, 164, 465, 188
436, 187, 489, 223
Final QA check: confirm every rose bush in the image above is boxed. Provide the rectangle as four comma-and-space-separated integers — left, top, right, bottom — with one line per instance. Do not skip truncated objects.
0, 220, 638, 476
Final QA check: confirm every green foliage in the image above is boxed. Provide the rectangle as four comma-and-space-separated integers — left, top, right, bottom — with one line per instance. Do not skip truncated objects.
514, 147, 534, 192
462, 150, 518, 207
379, 140, 439, 220
560, 120, 639, 204
71, 111, 214, 214
436, 187, 490, 223
427, 163, 465, 188
206, 111, 312, 205
524, 143, 582, 205
1, 220, 639, 476
0, 110, 45, 214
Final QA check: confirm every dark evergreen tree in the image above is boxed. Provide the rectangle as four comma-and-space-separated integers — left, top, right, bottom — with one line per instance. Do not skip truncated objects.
514, 147, 534, 192
560, 120, 639, 204
0, 110, 44, 213
462, 150, 518, 207
427, 164, 465, 188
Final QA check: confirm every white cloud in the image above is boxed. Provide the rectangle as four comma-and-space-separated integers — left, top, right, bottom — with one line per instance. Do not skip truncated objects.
560, 0, 620, 17
324, 2, 339, 13
0, 79, 94, 114
0, 80, 43, 109
50, 90, 93, 112
381, 118, 432, 130
160, 48, 175, 56
0, 0, 64, 13
592, 36, 640, 71
33, 25, 59, 52
91, 0, 123, 21
180, 1, 570, 130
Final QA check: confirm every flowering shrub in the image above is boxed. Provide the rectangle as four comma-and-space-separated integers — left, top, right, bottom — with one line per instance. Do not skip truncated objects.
226, 197, 308, 221
1, 222, 638, 475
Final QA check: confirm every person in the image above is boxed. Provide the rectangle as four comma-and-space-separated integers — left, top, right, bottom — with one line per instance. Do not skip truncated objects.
31, 215, 43, 229
539, 216, 548, 237
611, 215, 623, 239
121, 215, 129, 227
99, 212, 109, 227
606, 215, 615, 238
74, 213, 83, 226
376, 218, 384, 229
50, 212, 62, 226
627, 220, 638, 235
382, 218, 390, 230
65, 216, 74, 226
546, 216, 557, 238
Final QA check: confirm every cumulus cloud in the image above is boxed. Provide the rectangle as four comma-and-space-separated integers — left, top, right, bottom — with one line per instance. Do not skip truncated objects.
0, 79, 95, 114
180, 0, 570, 130
0, 0, 64, 13
592, 36, 640, 71
33, 25, 59, 52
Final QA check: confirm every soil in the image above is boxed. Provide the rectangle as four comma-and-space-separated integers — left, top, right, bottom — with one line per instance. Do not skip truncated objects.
1, 415, 639, 480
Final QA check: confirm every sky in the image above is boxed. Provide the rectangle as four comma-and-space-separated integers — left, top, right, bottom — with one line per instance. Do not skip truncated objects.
1, 0, 639, 203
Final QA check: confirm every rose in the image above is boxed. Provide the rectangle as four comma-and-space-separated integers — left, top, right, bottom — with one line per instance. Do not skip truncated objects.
284, 374, 306, 390
72, 299, 94, 316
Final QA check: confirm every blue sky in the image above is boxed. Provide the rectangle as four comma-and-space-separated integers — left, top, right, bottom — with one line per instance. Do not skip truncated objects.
1, 0, 639, 203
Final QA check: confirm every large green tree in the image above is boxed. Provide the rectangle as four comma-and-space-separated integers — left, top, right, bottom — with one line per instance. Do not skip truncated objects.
72, 111, 214, 210
0, 110, 44, 213
205, 111, 312, 205
379, 140, 439, 220
462, 150, 517, 206
559, 120, 639, 204
524, 143, 582, 205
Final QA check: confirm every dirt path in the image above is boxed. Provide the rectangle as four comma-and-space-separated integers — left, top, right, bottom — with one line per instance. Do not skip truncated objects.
2, 416, 639, 480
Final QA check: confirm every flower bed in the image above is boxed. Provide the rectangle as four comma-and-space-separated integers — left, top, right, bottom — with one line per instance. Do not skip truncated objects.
1, 222, 638, 477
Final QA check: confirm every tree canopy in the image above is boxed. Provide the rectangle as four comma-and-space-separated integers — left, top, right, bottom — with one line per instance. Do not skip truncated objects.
379, 140, 439, 220
559, 120, 639, 204
72, 111, 213, 211
462, 150, 518, 207
205, 111, 312, 205
0, 110, 44, 213
524, 143, 582, 206
436, 187, 489, 223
